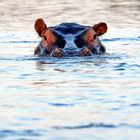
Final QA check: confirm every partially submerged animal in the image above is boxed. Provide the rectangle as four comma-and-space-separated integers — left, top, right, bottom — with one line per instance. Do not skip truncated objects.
34, 18, 107, 57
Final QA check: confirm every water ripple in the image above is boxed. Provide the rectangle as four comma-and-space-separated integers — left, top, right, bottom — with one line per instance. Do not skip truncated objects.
0, 37, 139, 44
0, 41, 39, 44
48, 102, 74, 107
103, 37, 140, 42
53, 123, 140, 130
0, 129, 43, 137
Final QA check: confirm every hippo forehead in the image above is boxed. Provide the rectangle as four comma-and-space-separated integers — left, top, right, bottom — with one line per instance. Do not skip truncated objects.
48, 23, 90, 51
50, 22, 89, 36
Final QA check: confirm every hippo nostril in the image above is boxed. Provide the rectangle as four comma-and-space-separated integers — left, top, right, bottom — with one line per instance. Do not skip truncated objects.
51, 48, 65, 57
79, 47, 92, 56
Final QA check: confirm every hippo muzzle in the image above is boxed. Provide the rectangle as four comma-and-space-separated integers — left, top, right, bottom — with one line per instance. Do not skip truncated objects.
51, 47, 92, 57
34, 19, 107, 57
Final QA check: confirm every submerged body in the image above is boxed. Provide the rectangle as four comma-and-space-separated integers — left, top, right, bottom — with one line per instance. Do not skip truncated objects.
34, 19, 107, 57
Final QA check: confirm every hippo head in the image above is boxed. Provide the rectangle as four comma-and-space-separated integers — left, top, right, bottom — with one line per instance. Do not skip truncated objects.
34, 18, 107, 57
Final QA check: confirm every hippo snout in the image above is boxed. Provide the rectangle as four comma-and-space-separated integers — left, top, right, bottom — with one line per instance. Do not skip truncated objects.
63, 47, 79, 56
51, 47, 79, 57
51, 47, 92, 57
63, 47, 92, 57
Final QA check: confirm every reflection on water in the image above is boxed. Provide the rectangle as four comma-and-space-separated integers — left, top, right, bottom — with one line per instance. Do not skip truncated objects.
0, 0, 140, 32
0, 0, 140, 140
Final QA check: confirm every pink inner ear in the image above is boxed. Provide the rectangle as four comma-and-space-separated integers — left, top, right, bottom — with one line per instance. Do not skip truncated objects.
34, 18, 47, 36
93, 22, 107, 36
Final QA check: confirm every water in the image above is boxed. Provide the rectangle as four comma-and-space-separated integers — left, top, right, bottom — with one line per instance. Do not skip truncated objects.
0, 0, 140, 139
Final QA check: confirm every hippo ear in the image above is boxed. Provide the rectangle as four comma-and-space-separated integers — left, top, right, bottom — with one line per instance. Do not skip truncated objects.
93, 22, 107, 36
35, 18, 47, 37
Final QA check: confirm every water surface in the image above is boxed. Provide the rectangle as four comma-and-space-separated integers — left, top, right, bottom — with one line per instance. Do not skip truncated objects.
0, 0, 140, 140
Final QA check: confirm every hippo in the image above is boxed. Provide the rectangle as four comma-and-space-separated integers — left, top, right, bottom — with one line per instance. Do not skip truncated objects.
34, 18, 107, 57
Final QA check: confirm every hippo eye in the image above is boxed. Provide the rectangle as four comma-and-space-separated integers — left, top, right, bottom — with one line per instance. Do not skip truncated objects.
57, 39, 66, 49
93, 34, 97, 40
44, 36, 47, 40
74, 38, 84, 48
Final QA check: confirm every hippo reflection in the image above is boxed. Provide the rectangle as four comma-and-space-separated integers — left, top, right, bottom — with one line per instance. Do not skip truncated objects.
34, 18, 107, 57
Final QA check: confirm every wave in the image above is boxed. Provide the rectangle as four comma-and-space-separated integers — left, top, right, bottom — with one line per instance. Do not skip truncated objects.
53, 123, 140, 130
0, 129, 43, 137
0, 37, 139, 44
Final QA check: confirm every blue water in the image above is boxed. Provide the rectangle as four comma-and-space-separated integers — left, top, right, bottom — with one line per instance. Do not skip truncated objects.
0, 0, 140, 140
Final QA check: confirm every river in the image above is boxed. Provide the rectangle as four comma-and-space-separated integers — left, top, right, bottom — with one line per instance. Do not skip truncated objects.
0, 0, 140, 139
